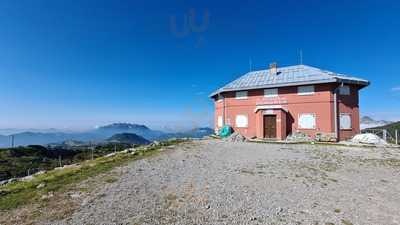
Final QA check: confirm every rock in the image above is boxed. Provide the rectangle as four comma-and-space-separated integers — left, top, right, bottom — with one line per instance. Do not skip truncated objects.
351, 133, 388, 145
70, 192, 82, 199
37, 183, 46, 189
35, 170, 46, 175
285, 132, 312, 142
41, 192, 54, 200
315, 132, 337, 142
224, 132, 247, 142
105, 152, 118, 158
19, 175, 34, 182
54, 164, 81, 170
0, 178, 17, 186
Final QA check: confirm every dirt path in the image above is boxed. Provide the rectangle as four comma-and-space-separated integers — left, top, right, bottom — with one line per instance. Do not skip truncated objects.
43, 140, 400, 225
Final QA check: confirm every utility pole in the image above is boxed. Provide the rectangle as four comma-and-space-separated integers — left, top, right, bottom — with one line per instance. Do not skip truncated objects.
10, 135, 15, 148
91, 142, 94, 160
396, 129, 398, 145
58, 155, 62, 167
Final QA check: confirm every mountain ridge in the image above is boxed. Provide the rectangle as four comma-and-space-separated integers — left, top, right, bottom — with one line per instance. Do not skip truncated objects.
0, 123, 213, 147
360, 116, 393, 129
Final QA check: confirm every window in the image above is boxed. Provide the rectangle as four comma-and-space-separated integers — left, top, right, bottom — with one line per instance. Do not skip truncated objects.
339, 85, 350, 95
264, 88, 278, 98
340, 113, 352, 130
298, 85, 315, 95
235, 115, 248, 128
217, 116, 223, 127
235, 91, 248, 99
298, 113, 316, 129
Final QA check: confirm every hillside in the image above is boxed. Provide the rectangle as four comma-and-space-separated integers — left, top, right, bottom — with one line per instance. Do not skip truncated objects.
0, 143, 135, 182
96, 123, 164, 140
106, 133, 151, 145
367, 121, 400, 137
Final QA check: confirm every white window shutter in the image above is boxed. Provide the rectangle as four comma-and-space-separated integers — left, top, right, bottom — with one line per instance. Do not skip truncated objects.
235, 115, 248, 128
340, 114, 352, 129
217, 116, 223, 127
298, 113, 316, 129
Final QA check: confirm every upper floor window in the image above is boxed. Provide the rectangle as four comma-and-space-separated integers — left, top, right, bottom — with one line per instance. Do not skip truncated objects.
264, 88, 278, 98
339, 85, 350, 95
298, 85, 315, 96
235, 91, 248, 99
216, 95, 224, 102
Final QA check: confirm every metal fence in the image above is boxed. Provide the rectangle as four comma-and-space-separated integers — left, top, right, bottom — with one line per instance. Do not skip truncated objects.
362, 128, 399, 145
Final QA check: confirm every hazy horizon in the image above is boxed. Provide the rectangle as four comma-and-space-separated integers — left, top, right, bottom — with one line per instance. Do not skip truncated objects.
1, 1, 399, 130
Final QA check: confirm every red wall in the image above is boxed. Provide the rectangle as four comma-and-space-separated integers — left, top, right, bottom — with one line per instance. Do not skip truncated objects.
338, 85, 360, 140
214, 83, 361, 141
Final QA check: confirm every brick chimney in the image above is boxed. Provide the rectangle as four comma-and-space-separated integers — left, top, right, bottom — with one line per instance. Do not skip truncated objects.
269, 62, 277, 75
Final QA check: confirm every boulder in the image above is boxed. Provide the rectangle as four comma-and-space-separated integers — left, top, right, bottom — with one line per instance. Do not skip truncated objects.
37, 183, 46, 189
351, 133, 388, 145
224, 132, 247, 142
315, 132, 337, 142
285, 132, 312, 142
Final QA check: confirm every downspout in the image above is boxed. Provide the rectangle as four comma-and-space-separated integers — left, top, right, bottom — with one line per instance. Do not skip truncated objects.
333, 82, 344, 141
219, 93, 225, 126
333, 88, 338, 140
222, 94, 225, 126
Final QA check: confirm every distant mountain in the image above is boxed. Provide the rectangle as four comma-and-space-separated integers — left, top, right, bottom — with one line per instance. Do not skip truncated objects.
360, 116, 393, 129
0, 123, 214, 147
107, 133, 150, 145
0, 132, 75, 148
96, 123, 164, 140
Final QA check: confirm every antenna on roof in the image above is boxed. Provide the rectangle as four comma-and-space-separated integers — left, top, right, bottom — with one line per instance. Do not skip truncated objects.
249, 58, 252, 71
299, 49, 303, 65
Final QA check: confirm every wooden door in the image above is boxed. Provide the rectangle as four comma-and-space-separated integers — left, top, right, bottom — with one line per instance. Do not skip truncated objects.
263, 115, 277, 138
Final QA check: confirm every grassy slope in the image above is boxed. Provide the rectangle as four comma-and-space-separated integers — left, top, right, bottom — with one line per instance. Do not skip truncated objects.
0, 139, 186, 211
0, 143, 132, 181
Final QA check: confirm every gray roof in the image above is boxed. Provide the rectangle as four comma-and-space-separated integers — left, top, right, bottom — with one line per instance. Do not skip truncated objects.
210, 65, 369, 97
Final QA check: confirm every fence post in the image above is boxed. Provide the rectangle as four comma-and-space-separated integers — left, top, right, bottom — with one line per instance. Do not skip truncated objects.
396, 129, 398, 145
383, 129, 387, 141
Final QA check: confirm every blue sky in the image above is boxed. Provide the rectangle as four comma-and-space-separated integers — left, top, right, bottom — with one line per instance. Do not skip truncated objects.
0, 0, 399, 131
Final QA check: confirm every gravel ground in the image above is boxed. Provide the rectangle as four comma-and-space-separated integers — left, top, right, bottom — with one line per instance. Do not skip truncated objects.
47, 140, 400, 225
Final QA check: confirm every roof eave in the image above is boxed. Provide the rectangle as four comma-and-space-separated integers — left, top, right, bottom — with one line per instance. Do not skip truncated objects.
209, 79, 338, 98
335, 78, 370, 89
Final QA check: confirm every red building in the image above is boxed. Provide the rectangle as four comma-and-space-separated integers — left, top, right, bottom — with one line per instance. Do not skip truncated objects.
210, 64, 369, 141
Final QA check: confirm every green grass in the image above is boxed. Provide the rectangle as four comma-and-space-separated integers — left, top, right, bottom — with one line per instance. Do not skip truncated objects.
0, 139, 187, 210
